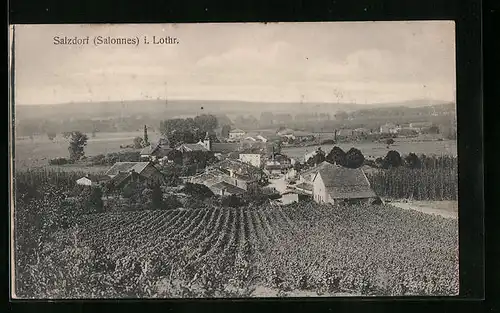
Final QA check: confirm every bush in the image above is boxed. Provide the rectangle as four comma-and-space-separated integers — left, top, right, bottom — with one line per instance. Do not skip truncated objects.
164, 195, 182, 210
85, 186, 104, 213
404, 153, 422, 169
48, 157, 71, 165
151, 184, 163, 209
181, 183, 214, 200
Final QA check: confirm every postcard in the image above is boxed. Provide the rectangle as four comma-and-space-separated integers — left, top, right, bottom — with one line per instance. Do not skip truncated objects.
9, 22, 458, 298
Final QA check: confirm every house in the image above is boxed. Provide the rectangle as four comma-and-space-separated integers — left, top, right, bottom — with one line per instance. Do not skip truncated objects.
76, 174, 111, 186
211, 142, 240, 154
379, 123, 399, 134
140, 138, 172, 161
229, 128, 246, 140
176, 133, 239, 155
409, 122, 434, 133
209, 181, 246, 196
105, 161, 164, 185
276, 128, 295, 136
311, 162, 378, 205
239, 153, 263, 168
189, 168, 229, 187
264, 152, 292, 176
189, 165, 257, 192
177, 142, 209, 153
212, 159, 260, 190
279, 190, 312, 205
108, 171, 143, 189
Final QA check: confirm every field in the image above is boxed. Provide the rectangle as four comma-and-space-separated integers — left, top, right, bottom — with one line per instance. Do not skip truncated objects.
15, 202, 459, 298
14, 131, 162, 169
282, 139, 457, 161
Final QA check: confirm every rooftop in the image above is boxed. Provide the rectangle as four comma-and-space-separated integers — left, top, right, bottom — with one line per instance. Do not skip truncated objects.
105, 162, 151, 176
179, 143, 208, 152
210, 181, 246, 195
211, 142, 240, 153
315, 162, 377, 199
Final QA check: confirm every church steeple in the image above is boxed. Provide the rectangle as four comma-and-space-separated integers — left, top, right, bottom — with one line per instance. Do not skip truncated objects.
203, 131, 212, 151
143, 125, 149, 145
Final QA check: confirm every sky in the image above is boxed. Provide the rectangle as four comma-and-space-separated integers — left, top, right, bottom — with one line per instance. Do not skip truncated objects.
12, 22, 456, 105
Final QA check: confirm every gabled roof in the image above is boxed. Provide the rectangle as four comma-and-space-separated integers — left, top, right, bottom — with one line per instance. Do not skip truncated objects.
140, 138, 171, 155
313, 163, 377, 199
214, 158, 260, 174
300, 161, 331, 177
178, 143, 208, 152
230, 128, 246, 133
211, 143, 240, 153
294, 182, 313, 192
83, 174, 111, 181
190, 168, 229, 185
210, 181, 246, 195
105, 162, 151, 176
108, 171, 137, 187
140, 145, 154, 155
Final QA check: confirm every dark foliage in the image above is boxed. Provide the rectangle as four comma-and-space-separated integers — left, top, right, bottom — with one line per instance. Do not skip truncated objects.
326, 146, 346, 166
383, 150, 403, 169
404, 153, 422, 169
68, 131, 89, 161
86, 186, 104, 213
181, 183, 214, 200
151, 184, 163, 209
344, 148, 365, 169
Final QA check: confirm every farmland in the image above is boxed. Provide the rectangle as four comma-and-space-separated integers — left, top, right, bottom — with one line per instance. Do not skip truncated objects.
14, 131, 162, 169
15, 184, 459, 298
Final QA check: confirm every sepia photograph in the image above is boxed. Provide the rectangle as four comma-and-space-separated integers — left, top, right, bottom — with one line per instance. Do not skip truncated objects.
10, 22, 458, 299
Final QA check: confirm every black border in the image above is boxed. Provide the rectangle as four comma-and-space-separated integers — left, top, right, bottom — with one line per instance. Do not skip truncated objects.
7, 0, 485, 311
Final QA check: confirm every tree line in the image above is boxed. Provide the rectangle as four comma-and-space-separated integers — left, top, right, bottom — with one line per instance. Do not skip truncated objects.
303, 145, 458, 171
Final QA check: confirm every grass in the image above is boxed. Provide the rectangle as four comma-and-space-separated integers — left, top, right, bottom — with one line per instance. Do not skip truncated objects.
14, 131, 162, 169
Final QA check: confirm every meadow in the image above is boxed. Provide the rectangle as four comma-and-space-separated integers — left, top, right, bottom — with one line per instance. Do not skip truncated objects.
14, 131, 162, 169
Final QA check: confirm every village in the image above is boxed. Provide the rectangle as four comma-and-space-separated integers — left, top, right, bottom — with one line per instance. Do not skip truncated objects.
73, 123, 395, 207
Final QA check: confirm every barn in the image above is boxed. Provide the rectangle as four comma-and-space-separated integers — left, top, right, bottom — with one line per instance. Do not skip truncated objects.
311, 162, 379, 205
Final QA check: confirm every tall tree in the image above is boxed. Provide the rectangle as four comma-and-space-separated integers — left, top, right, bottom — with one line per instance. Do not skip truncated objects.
345, 148, 365, 168
326, 146, 346, 166
86, 186, 104, 213
404, 153, 422, 169
151, 183, 163, 209
221, 125, 231, 139
194, 114, 218, 133
133, 137, 145, 149
68, 131, 88, 161
383, 150, 403, 168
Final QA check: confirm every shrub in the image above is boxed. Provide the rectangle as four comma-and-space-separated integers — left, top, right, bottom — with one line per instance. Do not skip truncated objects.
49, 157, 71, 165
181, 183, 214, 200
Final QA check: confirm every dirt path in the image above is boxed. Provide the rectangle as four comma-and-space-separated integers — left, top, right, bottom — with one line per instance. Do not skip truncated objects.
390, 201, 458, 219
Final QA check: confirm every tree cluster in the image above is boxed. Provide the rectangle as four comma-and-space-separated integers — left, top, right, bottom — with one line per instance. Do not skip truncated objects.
160, 114, 219, 148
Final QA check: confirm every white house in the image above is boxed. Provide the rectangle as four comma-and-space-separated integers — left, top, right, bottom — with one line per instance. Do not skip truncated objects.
76, 174, 110, 186
379, 123, 399, 134
76, 176, 93, 186
239, 153, 263, 168
229, 128, 246, 140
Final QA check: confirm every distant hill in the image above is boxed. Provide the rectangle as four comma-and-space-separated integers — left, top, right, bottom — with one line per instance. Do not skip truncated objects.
15, 98, 454, 121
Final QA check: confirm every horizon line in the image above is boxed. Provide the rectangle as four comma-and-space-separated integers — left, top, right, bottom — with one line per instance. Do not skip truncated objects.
15, 97, 453, 107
